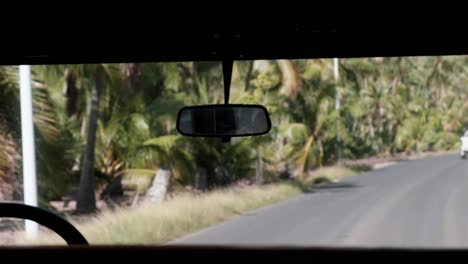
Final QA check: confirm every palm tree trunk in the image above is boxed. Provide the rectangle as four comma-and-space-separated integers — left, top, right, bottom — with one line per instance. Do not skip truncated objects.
368, 115, 375, 139
145, 166, 171, 203
76, 73, 102, 213
390, 121, 400, 155
194, 167, 207, 191
245, 61, 254, 91
318, 140, 324, 168
65, 70, 78, 117
277, 60, 301, 98
255, 148, 263, 184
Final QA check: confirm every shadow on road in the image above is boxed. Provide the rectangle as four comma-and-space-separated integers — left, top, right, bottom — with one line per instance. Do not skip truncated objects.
307, 182, 358, 193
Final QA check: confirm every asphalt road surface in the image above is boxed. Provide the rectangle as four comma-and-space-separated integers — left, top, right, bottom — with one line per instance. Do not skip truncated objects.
172, 154, 468, 248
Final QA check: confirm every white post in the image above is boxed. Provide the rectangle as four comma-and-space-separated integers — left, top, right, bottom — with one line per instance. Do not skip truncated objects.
333, 58, 340, 109
19, 65, 39, 238
333, 58, 340, 161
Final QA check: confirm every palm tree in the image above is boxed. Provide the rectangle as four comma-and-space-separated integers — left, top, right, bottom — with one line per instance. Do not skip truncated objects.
75, 64, 125, 213
276, 59, 351, 180
37, 64, 122, 213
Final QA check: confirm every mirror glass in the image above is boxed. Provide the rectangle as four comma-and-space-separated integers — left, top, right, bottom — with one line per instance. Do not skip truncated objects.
177, 105, 271, 137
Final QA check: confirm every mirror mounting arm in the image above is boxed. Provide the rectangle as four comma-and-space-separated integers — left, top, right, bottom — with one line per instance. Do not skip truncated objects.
223, 59, 233, 105
222, 59, 233, 143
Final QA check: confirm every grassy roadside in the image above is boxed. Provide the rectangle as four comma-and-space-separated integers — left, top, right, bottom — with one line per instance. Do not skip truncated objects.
26, 183, 302, 245
304, 166, 360, 185
19, 151, 450, 245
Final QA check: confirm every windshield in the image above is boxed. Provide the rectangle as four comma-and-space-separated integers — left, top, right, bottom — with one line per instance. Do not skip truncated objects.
1, 57, 467, 248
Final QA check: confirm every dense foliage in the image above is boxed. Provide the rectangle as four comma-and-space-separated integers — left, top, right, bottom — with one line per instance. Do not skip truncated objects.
1, 57, 467, 209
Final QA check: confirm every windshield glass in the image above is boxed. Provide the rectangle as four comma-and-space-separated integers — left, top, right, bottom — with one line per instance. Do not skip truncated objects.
1, 57, 467, 248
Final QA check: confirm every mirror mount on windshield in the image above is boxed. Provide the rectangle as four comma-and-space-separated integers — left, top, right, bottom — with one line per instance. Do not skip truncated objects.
222, 59, 233, 142
177, 60, 271, 141
223, 59, 233, 105
221, 136, 231, 143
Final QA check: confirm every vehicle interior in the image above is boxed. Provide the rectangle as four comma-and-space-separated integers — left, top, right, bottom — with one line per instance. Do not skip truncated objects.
2, 14, 468, 259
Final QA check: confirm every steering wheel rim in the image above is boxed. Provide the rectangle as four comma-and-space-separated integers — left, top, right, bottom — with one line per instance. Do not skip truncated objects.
0, 203, 88, 245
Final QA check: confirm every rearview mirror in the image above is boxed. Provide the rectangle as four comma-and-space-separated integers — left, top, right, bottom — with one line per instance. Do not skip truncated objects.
177, 104, 271, 137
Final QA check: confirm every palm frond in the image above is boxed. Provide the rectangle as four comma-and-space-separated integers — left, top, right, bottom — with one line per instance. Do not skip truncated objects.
143, 135, 180, 150
0, 132, 18, 179
115, 169, 158, 177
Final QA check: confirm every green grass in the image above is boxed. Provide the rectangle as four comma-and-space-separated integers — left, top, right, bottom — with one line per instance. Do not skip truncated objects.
27, 183, 302, 245
346, 164, 373, 173
19, 164, 370, 246
312, 176, 334, 184
304, 165, 358, 185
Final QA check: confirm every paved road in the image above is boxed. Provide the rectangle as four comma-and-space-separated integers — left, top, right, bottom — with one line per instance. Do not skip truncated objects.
172, 154, 468, 248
